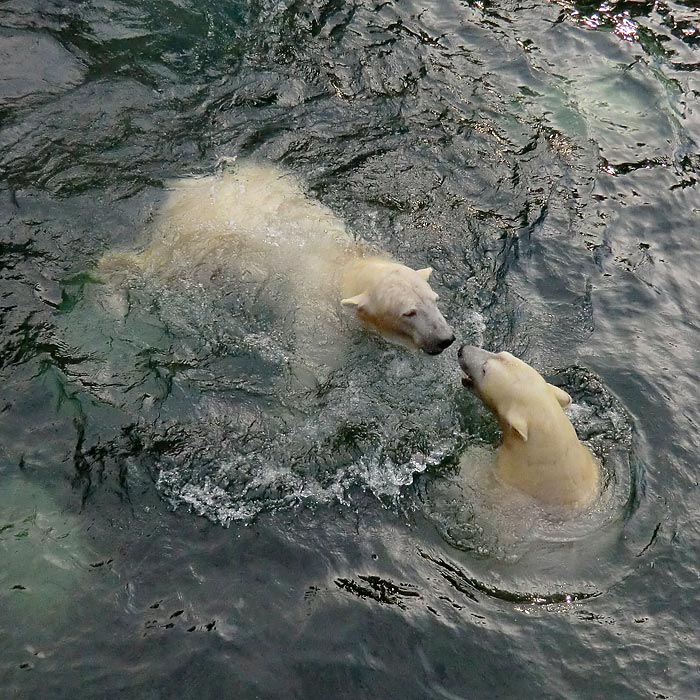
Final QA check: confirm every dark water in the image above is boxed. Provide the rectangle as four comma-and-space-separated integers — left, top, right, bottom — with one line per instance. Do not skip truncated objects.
1, 0, 699, 697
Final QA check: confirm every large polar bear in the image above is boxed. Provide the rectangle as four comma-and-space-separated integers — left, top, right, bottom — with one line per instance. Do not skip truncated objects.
458, 345, 600, 507
101, 162, 454, 357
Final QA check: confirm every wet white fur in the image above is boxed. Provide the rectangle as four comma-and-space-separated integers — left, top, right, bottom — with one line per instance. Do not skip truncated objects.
459, 347, 600, 508
100, 161, 452, 356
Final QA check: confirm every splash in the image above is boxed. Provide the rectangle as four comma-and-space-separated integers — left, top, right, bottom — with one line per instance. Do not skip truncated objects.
73, 163, 486, 526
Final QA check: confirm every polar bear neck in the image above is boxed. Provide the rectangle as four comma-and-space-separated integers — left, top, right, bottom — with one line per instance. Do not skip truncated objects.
495, 401, 600, 508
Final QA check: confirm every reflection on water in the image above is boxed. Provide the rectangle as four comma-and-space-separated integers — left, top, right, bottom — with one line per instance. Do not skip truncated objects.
1, 0, 699, 697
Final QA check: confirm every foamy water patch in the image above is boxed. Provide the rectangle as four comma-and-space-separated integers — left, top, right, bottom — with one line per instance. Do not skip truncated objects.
147, 347, 465, 525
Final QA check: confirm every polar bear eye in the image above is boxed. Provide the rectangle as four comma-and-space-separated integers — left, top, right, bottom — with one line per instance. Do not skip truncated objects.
481, 361, 488, 375
403, 309, 417, 318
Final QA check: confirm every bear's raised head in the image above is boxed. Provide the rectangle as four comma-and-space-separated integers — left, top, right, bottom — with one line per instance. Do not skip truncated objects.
458, 345, 600, 507
458, 346, 573, 432
341, 260, 455, 355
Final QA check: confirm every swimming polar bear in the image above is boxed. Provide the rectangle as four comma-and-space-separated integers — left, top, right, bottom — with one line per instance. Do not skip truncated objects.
458, 345, 600, 508
101, 162, 454, 357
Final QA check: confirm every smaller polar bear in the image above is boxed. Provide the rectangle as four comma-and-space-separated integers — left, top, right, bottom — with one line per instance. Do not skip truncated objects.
458, 345, 600, 508
101, 162, 454, 357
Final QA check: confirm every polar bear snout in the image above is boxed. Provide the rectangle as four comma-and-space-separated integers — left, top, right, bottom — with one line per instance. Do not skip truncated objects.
424, 331, 456, 355
412, 308, 455, 355
457, 345, 494, 384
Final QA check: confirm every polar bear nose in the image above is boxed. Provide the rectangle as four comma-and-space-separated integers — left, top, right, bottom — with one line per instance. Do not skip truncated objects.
438, 334, 456, 351
425, 333, 455, 354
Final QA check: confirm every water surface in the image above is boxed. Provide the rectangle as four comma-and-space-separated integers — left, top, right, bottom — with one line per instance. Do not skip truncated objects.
1, 1, 699, 697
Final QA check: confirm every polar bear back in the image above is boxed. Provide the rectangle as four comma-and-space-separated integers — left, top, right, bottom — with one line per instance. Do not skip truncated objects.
156, 162, 349, 250
98, 162, 355, 287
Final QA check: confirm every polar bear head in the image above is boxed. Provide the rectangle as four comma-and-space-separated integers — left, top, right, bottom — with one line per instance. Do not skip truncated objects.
457, 345, 599, 507
457, 346, 572, 432
342, 261, 455, 355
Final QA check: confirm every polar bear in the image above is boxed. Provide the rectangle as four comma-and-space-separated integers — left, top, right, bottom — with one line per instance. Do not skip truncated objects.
101, 162, 454, 357
458, 345, 600, 507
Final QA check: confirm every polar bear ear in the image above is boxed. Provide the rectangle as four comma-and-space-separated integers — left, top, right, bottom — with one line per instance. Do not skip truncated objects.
504, 410, 528, 442
341, 293, 369, 310
415, 267, 433, 281
547, 383, 572, 409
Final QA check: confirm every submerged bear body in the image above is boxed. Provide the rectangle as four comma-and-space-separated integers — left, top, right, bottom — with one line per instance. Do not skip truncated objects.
101, 162, 453, 357
458, 345, 600, 508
